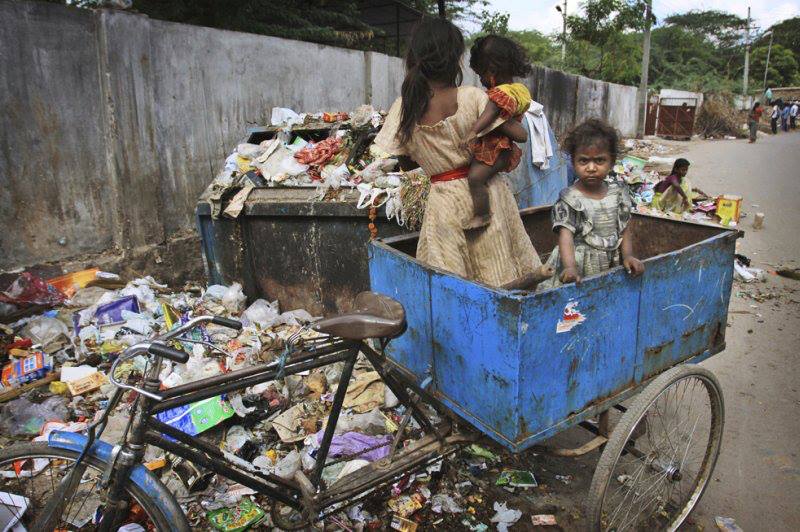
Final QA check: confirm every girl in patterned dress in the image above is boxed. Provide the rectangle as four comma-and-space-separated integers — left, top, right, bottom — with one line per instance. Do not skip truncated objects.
461, 35, 533, 231
538, 119, 645, 289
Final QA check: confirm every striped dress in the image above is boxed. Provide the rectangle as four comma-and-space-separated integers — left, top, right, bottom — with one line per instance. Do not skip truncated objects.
374, 86, 542, 287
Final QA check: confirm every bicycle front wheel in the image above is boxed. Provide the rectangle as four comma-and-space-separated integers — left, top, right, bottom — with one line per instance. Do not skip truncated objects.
0, 442, 178, 531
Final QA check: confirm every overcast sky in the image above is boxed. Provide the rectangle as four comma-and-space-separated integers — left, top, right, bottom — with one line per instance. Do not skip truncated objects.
487, 0, 799, 36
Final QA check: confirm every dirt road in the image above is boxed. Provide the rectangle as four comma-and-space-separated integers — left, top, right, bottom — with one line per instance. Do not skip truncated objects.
507, 131, 800, 531
676, 131, 800, 531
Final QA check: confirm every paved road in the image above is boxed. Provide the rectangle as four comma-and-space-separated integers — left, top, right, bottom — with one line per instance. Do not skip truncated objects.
673, 131, 800, 531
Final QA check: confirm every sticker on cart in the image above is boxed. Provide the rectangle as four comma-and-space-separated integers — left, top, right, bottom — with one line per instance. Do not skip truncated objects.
556, 300, 586, 333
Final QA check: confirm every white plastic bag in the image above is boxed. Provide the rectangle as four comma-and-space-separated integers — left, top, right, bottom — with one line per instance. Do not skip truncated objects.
243, 299, 280, 328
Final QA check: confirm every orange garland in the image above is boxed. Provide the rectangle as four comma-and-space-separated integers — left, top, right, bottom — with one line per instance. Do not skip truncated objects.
368, 206, 378, 240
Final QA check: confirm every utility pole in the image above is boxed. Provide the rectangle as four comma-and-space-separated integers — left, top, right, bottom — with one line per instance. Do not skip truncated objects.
743, 6, 751, 98
636, 0, 652, 139
561, 0, 567, 63
763, 31, 774, 92
555, 1, 567, 64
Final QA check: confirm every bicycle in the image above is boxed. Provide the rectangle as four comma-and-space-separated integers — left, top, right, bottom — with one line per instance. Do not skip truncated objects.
0, 292, 469, 530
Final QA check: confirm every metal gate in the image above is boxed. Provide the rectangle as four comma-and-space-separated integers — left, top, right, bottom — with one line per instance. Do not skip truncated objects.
656, 99, 697, 139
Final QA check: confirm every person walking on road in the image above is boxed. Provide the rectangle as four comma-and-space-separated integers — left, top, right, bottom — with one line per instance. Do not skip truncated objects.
781, 103, 791, 132
748, 101, 763, 143
765, 87, 773, 105
791, 102, 798, 129
771, 103, 781, 134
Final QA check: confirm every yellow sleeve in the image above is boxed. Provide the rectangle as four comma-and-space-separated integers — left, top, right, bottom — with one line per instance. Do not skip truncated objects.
373, 97, 409, 156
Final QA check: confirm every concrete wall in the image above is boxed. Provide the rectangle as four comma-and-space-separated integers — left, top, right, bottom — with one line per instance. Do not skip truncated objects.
0, 0, 639, 270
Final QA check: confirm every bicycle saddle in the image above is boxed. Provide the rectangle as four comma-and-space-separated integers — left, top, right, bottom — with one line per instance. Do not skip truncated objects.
311, 291, 406, 340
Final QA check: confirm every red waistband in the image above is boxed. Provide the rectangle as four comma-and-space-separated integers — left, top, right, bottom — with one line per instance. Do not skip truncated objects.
430, 166, 469, 183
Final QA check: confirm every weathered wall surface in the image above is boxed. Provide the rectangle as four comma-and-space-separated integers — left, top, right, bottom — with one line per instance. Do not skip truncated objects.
0, 0, 639, 270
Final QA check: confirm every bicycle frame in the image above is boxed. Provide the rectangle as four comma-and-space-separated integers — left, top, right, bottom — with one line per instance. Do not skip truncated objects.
92, 324, 464, 530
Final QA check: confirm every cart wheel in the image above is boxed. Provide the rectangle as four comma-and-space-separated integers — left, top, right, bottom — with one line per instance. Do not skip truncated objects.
586, 364, 724, 531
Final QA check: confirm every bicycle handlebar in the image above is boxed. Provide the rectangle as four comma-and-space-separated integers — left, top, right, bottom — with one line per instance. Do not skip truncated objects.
108, 314, 242, 401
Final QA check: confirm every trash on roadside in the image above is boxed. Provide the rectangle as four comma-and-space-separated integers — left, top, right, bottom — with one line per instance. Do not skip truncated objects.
734, 259, 766, 283
156, 396, 235, 437
531, 514, 558, 526
0, 395, 68, 435
714, 516, 743, 532
490, 501, 522, 532
467, 444, 499, 462
1, 351, 53, 388
390, 514, 418, 531
496, 469, 538, 488
0, 491, 30, 530
206, 498, 266, 531
343, 371, 385, 413
431, 492, 464, 514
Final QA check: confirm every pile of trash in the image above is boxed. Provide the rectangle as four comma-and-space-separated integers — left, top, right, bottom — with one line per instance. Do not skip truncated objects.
0, 268, 566, 530
694, 96, 746, 139
621, 138, 679, 158
202, 104, 431, 232
614, 156, 743, 227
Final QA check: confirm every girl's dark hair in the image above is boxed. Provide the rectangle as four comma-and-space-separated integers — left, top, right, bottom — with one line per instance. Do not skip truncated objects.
398, 18, 464, 145
469, 35, 532, 80
562, 119, 620, 162
752, 101, 761, 111
671, 158, 690, 174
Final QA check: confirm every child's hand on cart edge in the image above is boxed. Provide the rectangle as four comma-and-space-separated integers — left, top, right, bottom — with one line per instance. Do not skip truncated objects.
623, 256, 645, 277
560, 266, 582, 285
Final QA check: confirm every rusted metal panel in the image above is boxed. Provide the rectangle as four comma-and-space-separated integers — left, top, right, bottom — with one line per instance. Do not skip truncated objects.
196, 189, 410, 315
369, 209, 736, 452
657, 102, 697, 139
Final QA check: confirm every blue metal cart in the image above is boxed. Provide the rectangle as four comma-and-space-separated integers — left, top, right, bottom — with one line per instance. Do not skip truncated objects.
369, 206, 736, 531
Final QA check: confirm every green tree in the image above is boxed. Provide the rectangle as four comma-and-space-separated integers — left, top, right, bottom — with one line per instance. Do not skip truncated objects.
130, 0, 379, 48
663, 10, 746, 80
565, 0, 648, 83
751, 44, 800, 88
479, 10, 509, 35
753, 17, 800, 62
507, 30, 560, 66
648, 25, 736, 92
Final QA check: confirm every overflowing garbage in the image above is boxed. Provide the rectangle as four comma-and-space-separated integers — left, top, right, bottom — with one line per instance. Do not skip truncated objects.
201, 105, 431, 231
0, 268, 588, 530
614, 156, 744, 227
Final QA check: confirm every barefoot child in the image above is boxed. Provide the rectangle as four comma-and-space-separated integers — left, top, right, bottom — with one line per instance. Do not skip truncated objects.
652, 158, 694, 214
539, 119, 645, 288
462, 35, 533, 231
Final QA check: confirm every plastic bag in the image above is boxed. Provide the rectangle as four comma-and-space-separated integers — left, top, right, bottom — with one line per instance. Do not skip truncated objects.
490, 501, 522, 532
237, 143, 267, 160
0, 273, 65, 307
221, 283, 246, 313
25, 316, 69, 348
274, 450, 301, 479
0, 396, 68, 436
243, 299, 280, 329
359, 158, 397, 183
270, 107, 302, 127
314, 431, 391, 462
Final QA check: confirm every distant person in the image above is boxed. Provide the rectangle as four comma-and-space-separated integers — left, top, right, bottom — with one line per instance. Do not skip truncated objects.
765, 87, 773, 105
771, 102, 780, 134
781, 103, 791, 132
653, 158, 694, 214
791, 101, 798, 129
748, 101, 763, 143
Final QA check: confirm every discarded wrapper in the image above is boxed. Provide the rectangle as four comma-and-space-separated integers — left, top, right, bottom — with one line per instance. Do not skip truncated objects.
496, 469, 538, 488
390, 514, 418, 532
206, 498, 266, 531
532, 514, 558, 526
65, 371, 107, 396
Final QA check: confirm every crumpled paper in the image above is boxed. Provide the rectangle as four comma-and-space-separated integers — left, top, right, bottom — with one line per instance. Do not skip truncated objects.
343, 371, 385, 413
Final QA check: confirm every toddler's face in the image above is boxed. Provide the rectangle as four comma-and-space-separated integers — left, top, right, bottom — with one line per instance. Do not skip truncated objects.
573, 143, 612, 188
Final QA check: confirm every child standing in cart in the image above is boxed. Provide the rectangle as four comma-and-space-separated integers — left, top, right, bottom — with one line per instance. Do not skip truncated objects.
539, 119, 645, 288
461, 35, 533, 231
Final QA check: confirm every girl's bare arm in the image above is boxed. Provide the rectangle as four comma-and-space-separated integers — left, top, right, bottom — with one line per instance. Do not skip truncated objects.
558, 227, 581, 284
